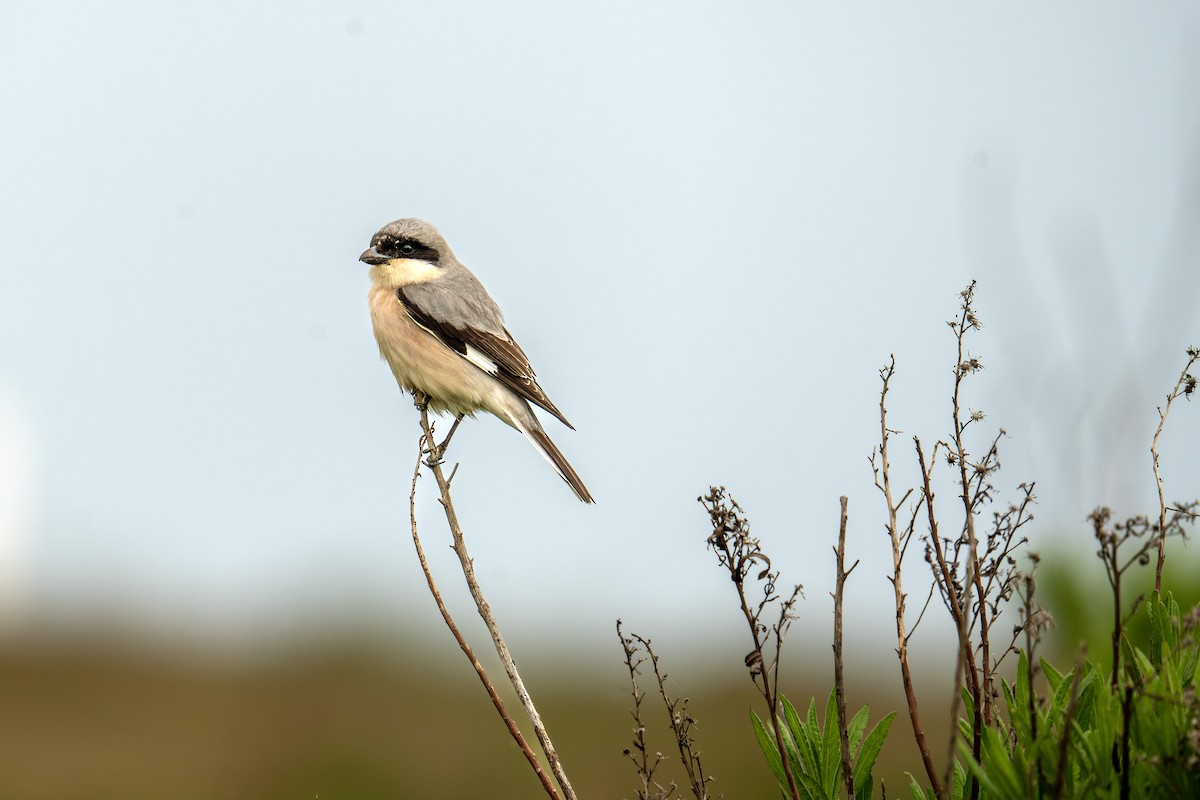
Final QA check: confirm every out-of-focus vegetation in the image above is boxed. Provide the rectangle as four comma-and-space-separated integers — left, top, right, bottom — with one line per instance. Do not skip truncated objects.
0, 636, 795, 799
1037, 545, 1200, 670
0, 547, 1192, 798
940, 593, 1200, 799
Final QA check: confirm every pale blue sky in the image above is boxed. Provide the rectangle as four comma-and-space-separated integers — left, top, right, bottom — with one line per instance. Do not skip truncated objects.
1, 3, 1198, 659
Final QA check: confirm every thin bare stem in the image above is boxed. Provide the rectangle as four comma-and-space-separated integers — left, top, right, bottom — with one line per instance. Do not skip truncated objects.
872, 357, 943, 797
906, 583, 938, 641
617, 620, 674, 800
945, 282, 990, 800
701, 487, 802, 800
407, 437, 560, 800
631, 630, 714, 800
1151, 347, 1199, 592
833, 495, 858, 800
915, 436, 974, 795
415, 397, 577, 800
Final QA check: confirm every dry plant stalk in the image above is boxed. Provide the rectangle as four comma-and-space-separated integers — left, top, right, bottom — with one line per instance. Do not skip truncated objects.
617, 621, 714, 800
870, 357, 942, 796
913, 435, 973, 795
874, 284, 1037, 800
701, 486, 803, 800
946, 283, 991, 771
1151, 346, 1199, 592
932, 285, 1034, 800
410, 393, 576, 800
617, 621, 674, 800
831, 495, 859, 800
406, 443, 559, 799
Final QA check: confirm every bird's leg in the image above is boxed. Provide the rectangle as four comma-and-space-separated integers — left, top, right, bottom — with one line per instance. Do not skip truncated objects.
412, 384, 463, 466
411, 390, 441, 463
428, 414, 464, 465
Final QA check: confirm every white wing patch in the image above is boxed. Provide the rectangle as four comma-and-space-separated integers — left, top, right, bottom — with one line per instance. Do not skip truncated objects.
463, 344, 500, 374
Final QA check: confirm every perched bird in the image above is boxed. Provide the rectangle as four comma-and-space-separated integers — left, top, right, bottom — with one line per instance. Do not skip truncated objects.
360, 218, 594, 503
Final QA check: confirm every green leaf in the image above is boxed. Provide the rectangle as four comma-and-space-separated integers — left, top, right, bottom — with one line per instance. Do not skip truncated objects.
852, 711, 896, 792
1001, 676, 1017, 714
781, 696, 812, 778
1041, 657, 1065, 692
1125, 640, 1154, 688
952, 760, 968, 800
1071, 666, 1100, 731
750, 708, 788, 788
981, 726, 1026, 797
847, 705, 869, 756
905, 773, 930, 800
1016, 649, 1031, 700
775, 699, 826, 798
1050, 660, 1087, 719
959, 685, 975, 721
957, 733, 1003, 797
1000, 677, 1031, 750
1177, 599, 1200, 686
1182, 636, 1200, 688
777, 700, 806, 782
1148, 591, 1166, 668
1007, 653, 1037, 750
821, 689, 841, 795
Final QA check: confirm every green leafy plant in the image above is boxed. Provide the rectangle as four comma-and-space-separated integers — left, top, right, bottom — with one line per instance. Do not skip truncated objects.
907, 591, 1200, 800
751, 690, 895, 800
615, 292, 1197, 800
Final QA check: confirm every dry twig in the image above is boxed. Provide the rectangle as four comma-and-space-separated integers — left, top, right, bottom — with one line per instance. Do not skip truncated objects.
832, 495, 859, 800
618, 620, 675, 800
619, 625, 714, 800
1151, 346, 1199, 592
947, 283, 990, 790
871, 357, 942, 796
701, 486, 803, 800
412, 393, 576, 800
407, 439, 559, 799
873, 285, 1037, 799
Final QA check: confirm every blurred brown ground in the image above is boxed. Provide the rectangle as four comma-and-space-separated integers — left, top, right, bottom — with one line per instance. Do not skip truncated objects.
0, 637, 939, 799
1, 547, 1194, 798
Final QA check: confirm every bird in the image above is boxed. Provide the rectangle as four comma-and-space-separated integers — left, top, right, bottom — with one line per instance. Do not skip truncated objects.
359, 218, 594, 503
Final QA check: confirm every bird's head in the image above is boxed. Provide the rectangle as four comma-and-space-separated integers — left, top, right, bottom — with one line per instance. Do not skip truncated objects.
359, 218, 452, 287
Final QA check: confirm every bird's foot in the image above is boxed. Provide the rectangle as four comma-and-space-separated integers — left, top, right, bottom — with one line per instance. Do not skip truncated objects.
423, 414, 464, 468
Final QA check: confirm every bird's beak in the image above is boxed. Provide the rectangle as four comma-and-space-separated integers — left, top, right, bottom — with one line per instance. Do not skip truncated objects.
359, 247, 389, 265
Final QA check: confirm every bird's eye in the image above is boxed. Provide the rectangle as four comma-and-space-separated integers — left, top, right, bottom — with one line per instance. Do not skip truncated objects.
399, 243, 416, 256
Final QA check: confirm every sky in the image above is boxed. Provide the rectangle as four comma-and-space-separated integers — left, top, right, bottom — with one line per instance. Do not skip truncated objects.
1, 3, 1198, 662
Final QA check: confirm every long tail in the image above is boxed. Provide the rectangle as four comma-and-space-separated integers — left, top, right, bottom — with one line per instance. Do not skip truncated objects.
512, 417, 594, 504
